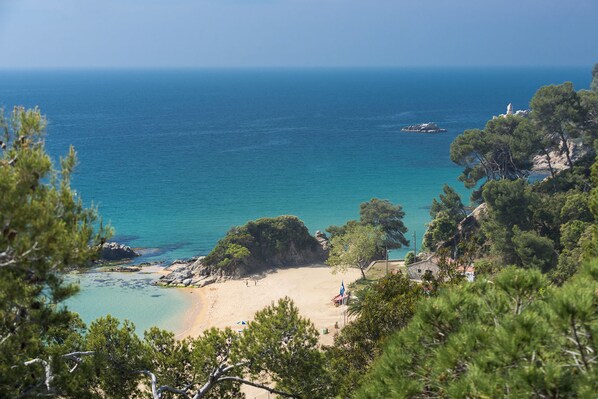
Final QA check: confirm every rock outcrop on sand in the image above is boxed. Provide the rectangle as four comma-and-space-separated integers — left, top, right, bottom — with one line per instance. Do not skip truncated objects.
100, 242, 140, 261
157, 221, 332, 287
157, 257, 218, 288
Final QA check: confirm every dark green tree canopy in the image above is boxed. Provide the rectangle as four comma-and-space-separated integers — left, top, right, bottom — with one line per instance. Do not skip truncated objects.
0, 107, 110, 398
450, 115, 538, 196
203, 215, 324, 277
424, 185, 468, 252
531, 82, 584, 168
355, 264, 598, 399
359, 198, 409, 249
325, 272, 424, 398
429, 184, 467, 222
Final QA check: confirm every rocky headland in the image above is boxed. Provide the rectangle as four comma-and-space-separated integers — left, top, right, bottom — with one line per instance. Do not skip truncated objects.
157, 216, 331, 288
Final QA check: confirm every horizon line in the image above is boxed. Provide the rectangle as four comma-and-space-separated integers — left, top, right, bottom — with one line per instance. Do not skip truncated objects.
0, 64, 594, 72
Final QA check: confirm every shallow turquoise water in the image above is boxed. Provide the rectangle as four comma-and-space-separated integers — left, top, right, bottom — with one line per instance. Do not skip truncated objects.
0, 67, 592, 328
64, 271, 192, 334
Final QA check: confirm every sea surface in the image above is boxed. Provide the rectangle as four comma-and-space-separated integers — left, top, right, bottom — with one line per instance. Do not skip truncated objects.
0, 67, 592, 332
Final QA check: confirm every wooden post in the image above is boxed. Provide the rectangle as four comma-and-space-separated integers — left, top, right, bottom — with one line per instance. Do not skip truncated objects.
413, 231, 417, 261
385, 245, 389, 275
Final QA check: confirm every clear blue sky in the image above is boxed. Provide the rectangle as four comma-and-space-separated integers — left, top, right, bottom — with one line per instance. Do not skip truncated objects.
0, 0, 597, 68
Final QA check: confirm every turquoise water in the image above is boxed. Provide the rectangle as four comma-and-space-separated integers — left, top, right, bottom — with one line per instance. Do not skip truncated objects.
0, 67, 592, 329
65, 271, 191, 334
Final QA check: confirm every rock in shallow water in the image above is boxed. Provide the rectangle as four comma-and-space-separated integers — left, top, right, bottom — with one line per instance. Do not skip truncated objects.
100, 242, 140, 261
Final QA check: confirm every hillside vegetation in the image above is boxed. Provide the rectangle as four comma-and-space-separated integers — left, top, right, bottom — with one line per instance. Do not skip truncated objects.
202, 215, 326, 277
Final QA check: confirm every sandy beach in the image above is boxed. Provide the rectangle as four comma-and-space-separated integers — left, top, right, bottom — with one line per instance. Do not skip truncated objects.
173, 264, 361, 345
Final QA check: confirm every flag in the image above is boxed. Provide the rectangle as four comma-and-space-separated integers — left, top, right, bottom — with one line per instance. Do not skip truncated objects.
340, 281, 345, 296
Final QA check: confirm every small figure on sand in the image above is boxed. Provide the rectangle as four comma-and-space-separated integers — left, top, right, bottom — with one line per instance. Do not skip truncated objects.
245, 280, 248, 287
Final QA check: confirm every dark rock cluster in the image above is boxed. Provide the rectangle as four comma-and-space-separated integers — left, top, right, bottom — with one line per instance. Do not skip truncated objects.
100, 242, 140, 261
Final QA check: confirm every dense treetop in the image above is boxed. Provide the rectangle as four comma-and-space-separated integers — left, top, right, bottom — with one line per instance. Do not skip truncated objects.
202, 215, 325, 277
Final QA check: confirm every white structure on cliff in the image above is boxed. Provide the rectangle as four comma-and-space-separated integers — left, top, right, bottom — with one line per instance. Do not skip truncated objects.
506, 103, 513, 115
493, 103, 530, 119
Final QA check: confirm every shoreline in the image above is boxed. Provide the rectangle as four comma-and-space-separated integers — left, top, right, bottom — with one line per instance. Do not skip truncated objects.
169, 264, 362, 345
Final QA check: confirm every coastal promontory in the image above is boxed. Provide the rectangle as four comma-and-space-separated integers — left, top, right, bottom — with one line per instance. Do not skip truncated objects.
158, 215, 330, 286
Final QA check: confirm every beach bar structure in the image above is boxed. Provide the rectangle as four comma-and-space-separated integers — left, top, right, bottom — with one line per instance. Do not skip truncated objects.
407, 256, 476, 282
406, 256, 441, 281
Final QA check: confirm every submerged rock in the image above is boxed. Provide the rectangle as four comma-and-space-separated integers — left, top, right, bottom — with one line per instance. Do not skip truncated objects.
106, 265, 142, 272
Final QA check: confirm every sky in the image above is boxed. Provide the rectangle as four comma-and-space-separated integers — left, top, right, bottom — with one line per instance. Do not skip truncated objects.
0, 0, 597, 69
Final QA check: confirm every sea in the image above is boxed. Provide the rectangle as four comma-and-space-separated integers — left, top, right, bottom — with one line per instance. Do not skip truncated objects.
0, 67, 592, 333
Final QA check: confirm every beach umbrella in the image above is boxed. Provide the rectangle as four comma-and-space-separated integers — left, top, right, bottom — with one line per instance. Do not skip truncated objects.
235, 320, 248, 333
340, 281, 345, 296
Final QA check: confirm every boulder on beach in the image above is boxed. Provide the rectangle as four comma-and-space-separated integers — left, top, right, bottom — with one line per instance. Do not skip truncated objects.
100, 242, 140, 261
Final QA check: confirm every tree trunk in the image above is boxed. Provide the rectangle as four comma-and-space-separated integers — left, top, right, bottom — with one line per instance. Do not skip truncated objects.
358, 260, 367, 280
541, 148, 557, 193
559, 131, 574, 168
359, 266, 367, 280
543, 150, 556, 180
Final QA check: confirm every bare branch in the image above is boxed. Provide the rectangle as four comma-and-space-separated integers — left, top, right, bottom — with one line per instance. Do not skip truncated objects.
22, 356, 53, 392
218, 376, 300, 398
0, 243, 40, 268
62, 351, 94, 363
136, 370, 192, 399
136, 370, 159, 399
62, 351, 94, 373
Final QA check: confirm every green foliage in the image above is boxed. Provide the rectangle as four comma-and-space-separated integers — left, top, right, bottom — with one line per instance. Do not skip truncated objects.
85, 316, 147, 398
0, 107, 109, 398
560, 190, 593, 222
203, 215, 321, 275
241, 297, 331, 398
355, 264, 598, 398
429, 184, 467, 221
424, 185, 468, 252
578, 89, 598, 145
481, 179, 539, 265
404, 251, 415, 266
531, 82, 584, 168
142, 327, 194, 396
512, 226, 555, 271
583, 148, 598, 260
326, 272, 424, 398
423, 211, 459, 252
561, 220, 590, 251
326, 219, 359, 239
591, 62, 598, 91
359, 198, 409, 249
327, 224, 383, 279
449, 115, 538, 196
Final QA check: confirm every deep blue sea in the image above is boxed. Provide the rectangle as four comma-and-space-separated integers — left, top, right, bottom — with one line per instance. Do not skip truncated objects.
1, 68, 592, 259
0, 67, 592, 331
